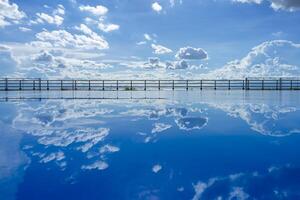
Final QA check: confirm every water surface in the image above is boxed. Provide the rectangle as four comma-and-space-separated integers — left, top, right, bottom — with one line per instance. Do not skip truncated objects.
1, 91, 300, 200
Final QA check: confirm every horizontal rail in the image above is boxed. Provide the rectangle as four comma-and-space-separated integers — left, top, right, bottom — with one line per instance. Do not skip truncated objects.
0, 78, 299, 91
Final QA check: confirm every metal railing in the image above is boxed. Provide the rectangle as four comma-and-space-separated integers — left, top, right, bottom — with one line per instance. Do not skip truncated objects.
0, 78, 299, 91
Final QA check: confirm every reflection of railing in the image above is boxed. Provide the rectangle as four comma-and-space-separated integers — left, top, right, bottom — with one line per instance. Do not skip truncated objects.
0, 78, 300, 91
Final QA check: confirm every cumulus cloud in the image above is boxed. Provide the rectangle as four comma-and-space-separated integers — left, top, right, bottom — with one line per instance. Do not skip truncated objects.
192, 165, 300, 199
98, 22, 119, 32
233, 0, 300, 11
152, 123, 172, 133
151, 44, 173, 54
208, 40, 300, 79
79, 5, 108, 16
175, 47, 208, 60
176, 117, 208, 131
0, 0, 26, 28
152, 2, 163, 12
0, 45, 17, 75
36, 13, 64, 25
35, 28, 109, 50
81, 160, 108, 170
34, 4, 65, 26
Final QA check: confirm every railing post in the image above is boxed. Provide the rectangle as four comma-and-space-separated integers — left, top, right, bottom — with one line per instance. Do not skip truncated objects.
186, 80, 188, 91
39, 78, 41, 91
172, 80, 174, 90
291, 80, 293, 90
279, 78, 282, 90
19, 80, 22, 90
245, 78, 248, 90
214, 80, 216, 90
47, 80, 49, 90
158, 80, 160, 90
130, 80, 133, 91
5, 78, 8, 91
242, 80, 245, 90
116, 80, 118, 91
144, 80, 146, 91
262, 80, 264, 90
228, 80, 231, 90
200, 80, 202, 90
33, 80, 35, 90
89, 80, 91, 91
103, 80, 105, 91
61, 80, 63, 90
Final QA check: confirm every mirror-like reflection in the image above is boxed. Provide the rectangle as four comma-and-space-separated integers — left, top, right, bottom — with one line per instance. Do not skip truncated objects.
0, 91, 300, 200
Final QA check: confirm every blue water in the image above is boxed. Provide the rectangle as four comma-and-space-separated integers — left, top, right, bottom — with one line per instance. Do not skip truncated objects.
1, 91, 300, 200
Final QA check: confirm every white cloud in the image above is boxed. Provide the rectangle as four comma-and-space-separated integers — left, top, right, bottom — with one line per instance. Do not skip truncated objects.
152, 123, 172, 133
175, 117, 208, 131
0, 0, 26, 28
229, 187, 250, 200
270, 0, 300, 11
33, 50, 54, 62
152, 2, 163, 12
0, 45, 17, 75
233, 0, 300, 11
19, 26, 31, 32
144, 33, 152, 41
35, 29, 109, 50
208, 40, 300, 79
100, 144, 120, 154
175, 47, 208, 60
151, 44, 173, 54
40, 151, 65, 163
137, 41, 147, 45
79, 5, 108, 16
81, 160, 109, 170
36, 13, 64, 25
53, 4, 65, 15
75, 23, 93, 35
152, 164, 162, 173
98, 22, 120, 32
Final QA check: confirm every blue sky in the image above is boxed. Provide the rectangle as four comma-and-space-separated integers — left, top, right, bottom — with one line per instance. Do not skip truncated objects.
0, 0, 300, 79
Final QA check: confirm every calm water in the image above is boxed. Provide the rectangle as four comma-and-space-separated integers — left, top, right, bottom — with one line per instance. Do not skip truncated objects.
1, 91, 300, 200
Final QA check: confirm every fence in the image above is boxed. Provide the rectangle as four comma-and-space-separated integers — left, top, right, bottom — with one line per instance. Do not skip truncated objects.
0, 78, 300, 91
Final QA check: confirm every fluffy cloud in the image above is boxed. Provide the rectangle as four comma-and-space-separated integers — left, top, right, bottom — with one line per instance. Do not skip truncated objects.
144, 33, 152, 41
0, 0, 26, 28
151, 123, 172, 133
0, 45, 17, 75
36, 13, 64, 25
192, 165, 300, 200
35, 28, 109, 50
151, 44, 173, 54
166, 60, 189, 70
79, 5, 108, 16
208, 40, 300, 79
270, 0, 300, 11
233, 0, 300, 11
53, 4, 65, 15
152, 2, 163, 12
98, 22, 120, 32
32, 50, 54, 62
175, 47, 208, 60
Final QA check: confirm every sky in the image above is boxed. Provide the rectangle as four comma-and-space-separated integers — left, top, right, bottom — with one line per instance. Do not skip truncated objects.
0, 0, 300, 79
